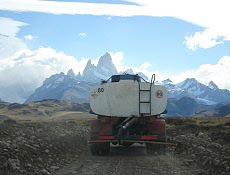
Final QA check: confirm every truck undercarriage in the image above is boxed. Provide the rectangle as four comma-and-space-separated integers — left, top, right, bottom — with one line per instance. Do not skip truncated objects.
89, 115, 171, 155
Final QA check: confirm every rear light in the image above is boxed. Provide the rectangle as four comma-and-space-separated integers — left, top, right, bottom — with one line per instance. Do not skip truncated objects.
97, 135, 114, 140
141, 135, 158, 140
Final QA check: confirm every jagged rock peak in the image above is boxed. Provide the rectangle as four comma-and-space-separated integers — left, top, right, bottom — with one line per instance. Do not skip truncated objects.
177, 78, 201, 89
97, 52, 112, 67
162, 78, 173, 84
67, 69, 75, 77
76, 72, 82, 80
208, 81, 219, 89
182, 78, 199, 85
97, 52, 118, 75
83, 59, 96, 72
123, 68, 134, 74
86, 59, 92, 66
185, 78, 198, 82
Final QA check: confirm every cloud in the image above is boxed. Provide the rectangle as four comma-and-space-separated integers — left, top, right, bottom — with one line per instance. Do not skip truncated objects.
24, 34, 37, 40
0, 17, 28, 37
0, 17, 28, 59
109, 51, 163, 81
184, 28, 227, 50
124, 0, 230, 50
79, 32, 87, 37
0, 17, 88, 102
109, 51, 125, 70
109, 51, 230, 90
170, 56, 230, 89
0, 47, 89, 102
1, 0, 229, 50
140, 62, 151, 69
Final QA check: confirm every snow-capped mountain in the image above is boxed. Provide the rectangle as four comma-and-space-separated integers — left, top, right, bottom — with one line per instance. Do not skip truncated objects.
67, 68, 75, 78
26, 52, 118, 103
161, 78, 230, 105
97, 52, 118, 76
82, 52, 118, 82
26, 52, 230, 108
208, 81, 219, 90
0, 83, 34, 104
25, 72, 93, 103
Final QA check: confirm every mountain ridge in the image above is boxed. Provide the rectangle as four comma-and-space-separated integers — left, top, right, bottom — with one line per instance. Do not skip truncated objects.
1, 52, 230, 114
26, 52, 230, 109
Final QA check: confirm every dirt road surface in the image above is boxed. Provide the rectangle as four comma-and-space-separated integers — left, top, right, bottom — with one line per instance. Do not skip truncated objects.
56, 144, 200, 175
1, 110, 229, 175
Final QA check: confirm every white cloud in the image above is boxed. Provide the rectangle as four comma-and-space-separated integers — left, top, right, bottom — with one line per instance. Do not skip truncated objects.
140, 62, 151, 69
0, 47, 83, 87
1, 0, 229, 39
1, 0, 229, 50
109, 51, 163, 81
0, 17, 89, 102
109, 51, 125, 70
0, 47, 89, 102
0, 17, 28, 37
170, 56, 230, 89
24, 34, 37, 40
185, 28, 226, 51
124, 0, 230, 50
109, 51, 230, 90
0, 17, 28, 59
79, 32, 87, 37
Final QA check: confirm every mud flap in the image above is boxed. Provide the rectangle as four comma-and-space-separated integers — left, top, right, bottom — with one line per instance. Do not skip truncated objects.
90, 119, 110, 156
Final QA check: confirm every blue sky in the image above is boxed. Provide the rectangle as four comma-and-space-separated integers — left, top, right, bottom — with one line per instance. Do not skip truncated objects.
1, 10, 228, 72
0, 0, 229, 90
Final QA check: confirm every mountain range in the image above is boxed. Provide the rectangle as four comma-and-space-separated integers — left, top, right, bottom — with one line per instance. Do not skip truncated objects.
26, 52, 118, 103
161, 78, 230, 105
1, 52, 230, 116
24, 52, 230, 116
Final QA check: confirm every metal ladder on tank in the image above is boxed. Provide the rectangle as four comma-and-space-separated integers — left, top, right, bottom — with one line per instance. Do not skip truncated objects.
138, 74, 155, 116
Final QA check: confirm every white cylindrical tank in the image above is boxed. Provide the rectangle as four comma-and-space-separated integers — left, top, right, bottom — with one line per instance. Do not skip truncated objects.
90, 76, 167, 117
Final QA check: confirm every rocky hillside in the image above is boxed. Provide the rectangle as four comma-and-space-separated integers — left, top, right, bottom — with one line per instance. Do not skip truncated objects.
0, 99, 90, 121
166, 97, 211, 116
195, 104, 230, 117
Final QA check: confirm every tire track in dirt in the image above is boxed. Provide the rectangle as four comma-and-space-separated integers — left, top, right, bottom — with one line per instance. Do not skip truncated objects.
55, 145, 201, 175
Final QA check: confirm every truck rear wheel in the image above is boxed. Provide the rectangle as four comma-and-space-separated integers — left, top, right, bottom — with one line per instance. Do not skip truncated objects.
90, 142, 110, 155
146, 143, 166, 155
90, 124, 110, 156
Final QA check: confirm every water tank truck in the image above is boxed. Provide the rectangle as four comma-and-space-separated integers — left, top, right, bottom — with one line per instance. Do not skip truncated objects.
89, 74, 171, 155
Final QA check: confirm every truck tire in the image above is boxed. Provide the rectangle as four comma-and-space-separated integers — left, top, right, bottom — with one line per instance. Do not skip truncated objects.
90, 142, 110, 156
99, 143, 110, 155
122, 142, 133, 147
146, 143, 166, 155
90, 127, 110, 156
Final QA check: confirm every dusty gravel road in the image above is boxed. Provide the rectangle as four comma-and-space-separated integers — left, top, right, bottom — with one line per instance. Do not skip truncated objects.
1, 101, 229, 175
56, 144, 200, 175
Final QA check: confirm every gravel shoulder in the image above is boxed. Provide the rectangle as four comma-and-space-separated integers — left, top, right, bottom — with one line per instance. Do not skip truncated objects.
56, 144, 201, 175
1, 114, 230, 175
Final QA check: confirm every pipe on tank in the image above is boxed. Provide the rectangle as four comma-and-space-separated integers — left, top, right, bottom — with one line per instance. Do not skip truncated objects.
117, 117, 139, 141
